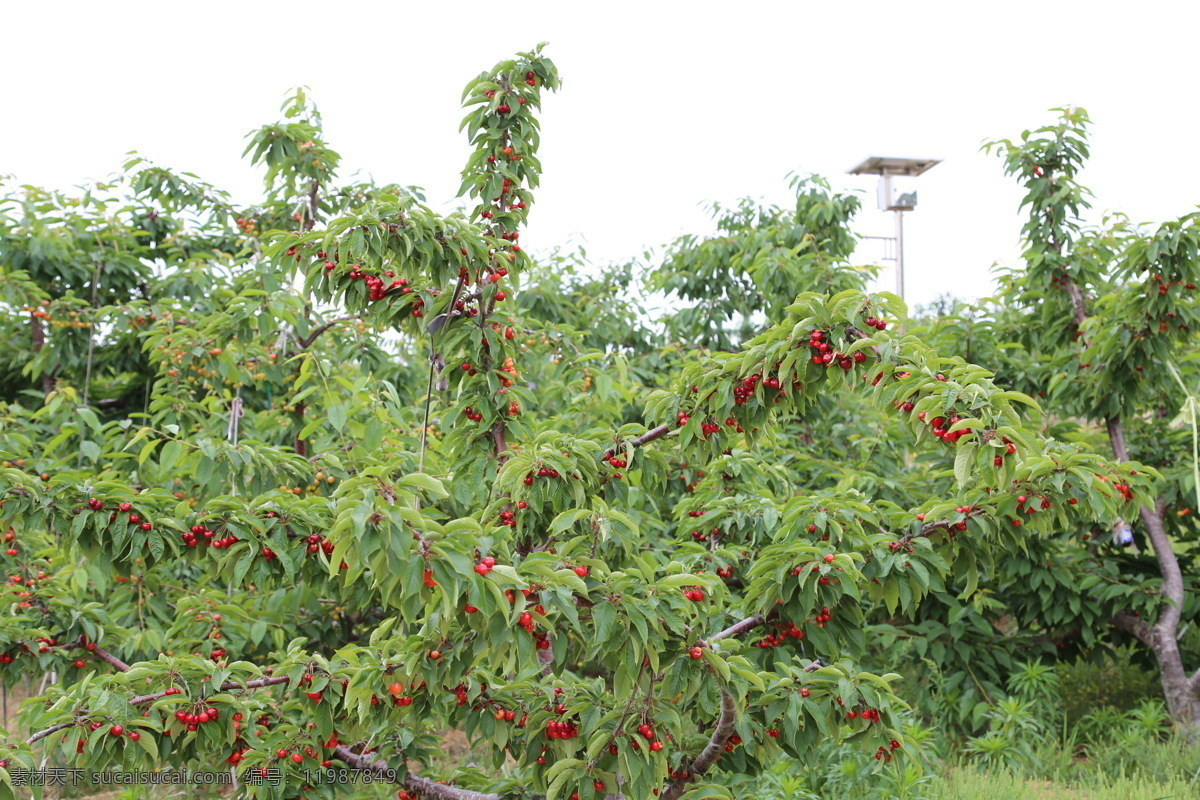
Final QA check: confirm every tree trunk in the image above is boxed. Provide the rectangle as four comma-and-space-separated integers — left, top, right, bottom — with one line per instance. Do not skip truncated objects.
1106, 416, 1200, 738
293, 400, 307, 456
30, 313, 54, 396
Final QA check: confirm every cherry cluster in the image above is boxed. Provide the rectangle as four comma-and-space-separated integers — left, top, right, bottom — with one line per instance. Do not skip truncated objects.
754, 619, 806, 648
174, 704, 221, 731
808, 328, 868, 370
845, 706, 882, 721
545, 719, 579, 740
328, 260, 414, 304
303, 533, 335, 556
874, 739, 902, 761
525, 465, 562, 485
5, 567, 48, 603
184, 524, 217, 547
386, 680, 414, 707
1011, 491, 1060, 527
500, 356, 518, 385
917, 412, 967, 443
629, 723, 665, 752
97, 501, 153, 532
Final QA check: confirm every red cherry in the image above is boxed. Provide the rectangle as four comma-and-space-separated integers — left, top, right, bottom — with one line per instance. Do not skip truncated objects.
109, 725, 124, 736
574, 565, 589, 578
128, 731, 140, 742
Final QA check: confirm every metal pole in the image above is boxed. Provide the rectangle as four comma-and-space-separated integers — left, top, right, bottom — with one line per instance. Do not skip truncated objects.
894, 208, 905, 300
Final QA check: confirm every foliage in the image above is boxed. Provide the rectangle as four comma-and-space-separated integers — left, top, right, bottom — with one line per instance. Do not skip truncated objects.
0, 53, 1186, 800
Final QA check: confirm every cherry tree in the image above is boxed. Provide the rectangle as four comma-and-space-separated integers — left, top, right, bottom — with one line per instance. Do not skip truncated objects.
0, 52, 1146, 800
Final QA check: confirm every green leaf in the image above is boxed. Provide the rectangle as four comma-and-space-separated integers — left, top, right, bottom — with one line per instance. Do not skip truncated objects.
954, 444, 976, 487
398, 473, 449, 498
328, 404, 348, 432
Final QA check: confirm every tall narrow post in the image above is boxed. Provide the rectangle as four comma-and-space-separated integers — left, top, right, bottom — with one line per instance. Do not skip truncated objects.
894, 208, 905, 301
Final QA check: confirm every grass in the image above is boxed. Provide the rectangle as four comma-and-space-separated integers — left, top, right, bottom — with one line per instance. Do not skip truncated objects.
930, 768, 1197, 800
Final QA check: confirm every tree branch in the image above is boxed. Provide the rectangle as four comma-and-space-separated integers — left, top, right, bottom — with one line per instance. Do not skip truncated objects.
898, 509, 984, 545
1107, 416, 1186, 636
27, 668, 292, 744
332, 746, 502, 800
1064, 280, 1088, 326
1111, 610, 1153, 646
707, 614, 765, 643
603, 424, 671, 460
51, 642, 131, 671
587, 663, 646, 770
659, 682, 737, 800
89, 644, 130, 672
296, 315, 359, 350
27, 722, 75, 745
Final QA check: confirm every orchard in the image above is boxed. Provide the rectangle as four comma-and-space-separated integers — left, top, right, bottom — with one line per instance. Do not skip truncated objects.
0, 45, 1196, 800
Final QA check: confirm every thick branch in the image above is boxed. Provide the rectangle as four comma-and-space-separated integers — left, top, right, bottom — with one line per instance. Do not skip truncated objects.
130, 674, 291, 706
491, 421, 509, 464
53, 642, 132, 672
603, 424, 671, 460
306, 179, 319, 231
30, 312, 54, 396
708, 615, 765, 643
899, 509, 983, 545
333, 746, 501, 800
1107, 416, 1186, 635
1064, 280, 1088, 326
89, 644, 131, 672
659, 682, 737, 800
296, 315, 358, 350
28, 669, 292, 743
536, 647, 554, 677
1111, 610, 1153, 646
27, 722, 74, 745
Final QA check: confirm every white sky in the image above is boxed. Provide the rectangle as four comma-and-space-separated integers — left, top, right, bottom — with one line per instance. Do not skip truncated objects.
5, 1, 1198, 310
